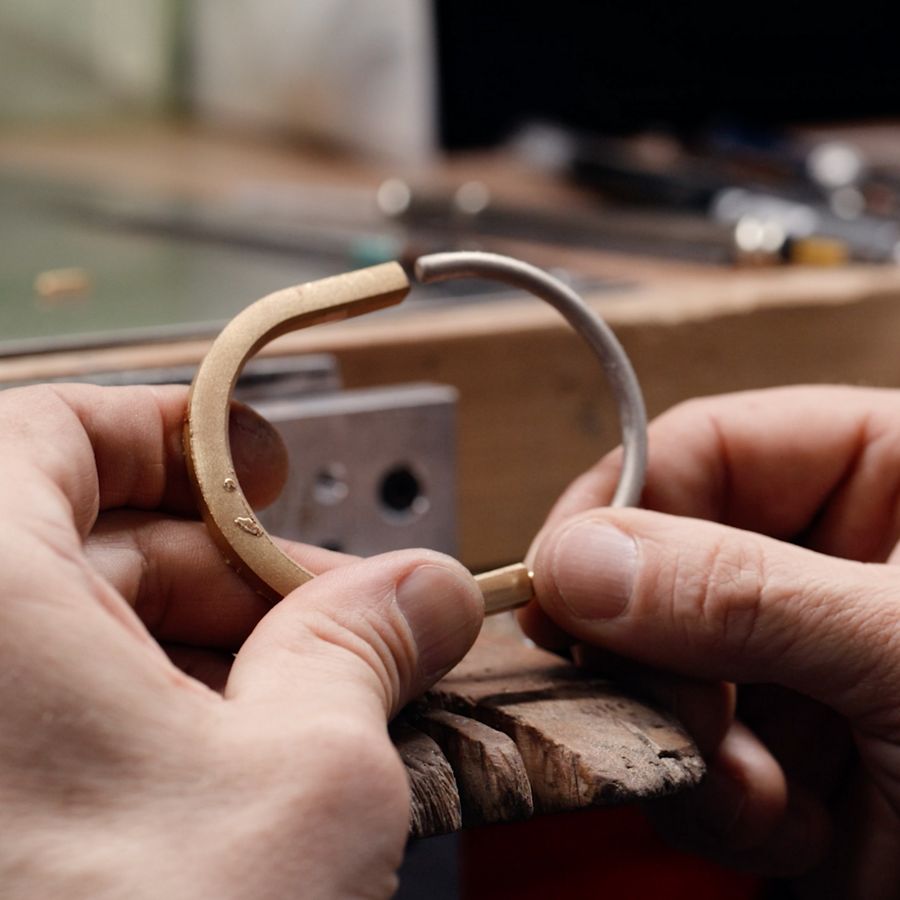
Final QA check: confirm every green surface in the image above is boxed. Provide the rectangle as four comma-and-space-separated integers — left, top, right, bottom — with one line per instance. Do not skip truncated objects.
0, 177, 340, 353
0, 174, 626, 355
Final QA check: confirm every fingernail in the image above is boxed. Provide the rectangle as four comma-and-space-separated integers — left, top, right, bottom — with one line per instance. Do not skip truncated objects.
230, 403, 275, 448
396, 564, 481, 681
550, 520, 637, 619
229, 404, 287, 483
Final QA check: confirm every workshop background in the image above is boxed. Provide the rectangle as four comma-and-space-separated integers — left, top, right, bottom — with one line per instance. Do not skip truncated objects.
4, 2, 900, 899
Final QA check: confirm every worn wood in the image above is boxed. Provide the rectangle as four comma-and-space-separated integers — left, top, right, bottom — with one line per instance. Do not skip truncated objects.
428, 634, 704, 814
390, 722, 461, 839
415, 708, 533, 827
396, 630, 704, 836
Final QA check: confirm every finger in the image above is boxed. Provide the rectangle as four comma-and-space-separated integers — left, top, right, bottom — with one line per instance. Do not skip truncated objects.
571, 643, 735, 757
737, 684, 853, 796
226, 550, 483, 723
228, 399, 289, 512
798, 775, 900, 900
86, 511, 357, 649
517, 600, 575, 653
646, 721, 831, 876
0, 384, 288, 536
531, 508, 900, 721
888, 540, 900, 565
545, 385, 900, 561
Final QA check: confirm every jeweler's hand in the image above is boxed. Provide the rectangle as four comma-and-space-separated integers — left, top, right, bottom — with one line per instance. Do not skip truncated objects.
522, 386, 900, 899
0, 384, 482, 900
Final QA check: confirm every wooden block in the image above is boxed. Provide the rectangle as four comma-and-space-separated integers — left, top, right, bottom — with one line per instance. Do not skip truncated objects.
394, 629, 704, 837
425, 634, 704, 815
390, 722, 461, 838
415, 708, 533, 827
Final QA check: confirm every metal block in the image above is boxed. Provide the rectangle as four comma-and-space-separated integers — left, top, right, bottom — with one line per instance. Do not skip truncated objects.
252, 383, 457, 557
0, 351, 456, 558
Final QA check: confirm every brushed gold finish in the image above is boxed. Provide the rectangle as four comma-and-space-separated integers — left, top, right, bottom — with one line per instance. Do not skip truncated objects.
475, 563, 534, 614
185, 261, 535, 613
185, 263, 410, 599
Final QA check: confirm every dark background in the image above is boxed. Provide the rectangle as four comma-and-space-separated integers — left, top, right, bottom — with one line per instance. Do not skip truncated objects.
435, 2, 900, 147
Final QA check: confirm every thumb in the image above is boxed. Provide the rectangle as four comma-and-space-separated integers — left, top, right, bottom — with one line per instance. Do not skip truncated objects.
225, 550, 483, 724
530, 509, 900, 722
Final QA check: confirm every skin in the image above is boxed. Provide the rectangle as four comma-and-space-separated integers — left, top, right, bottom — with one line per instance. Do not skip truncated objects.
521, 385, 900, 898
9, 380, 900, 897
0, 383, 483, 900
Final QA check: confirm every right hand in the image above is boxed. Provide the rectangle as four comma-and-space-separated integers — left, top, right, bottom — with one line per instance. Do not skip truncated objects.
521, 386, 900, 899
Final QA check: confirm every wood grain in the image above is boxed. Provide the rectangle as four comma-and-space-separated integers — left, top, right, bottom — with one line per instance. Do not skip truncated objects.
428, 634, 703, 813
415, 708, 533, 827
391, 722, 461, 839
397, 631, 704, 837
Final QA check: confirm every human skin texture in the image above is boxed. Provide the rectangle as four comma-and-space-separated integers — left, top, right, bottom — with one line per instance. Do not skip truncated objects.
0, 383, 482, 900
522, 385, 900, 899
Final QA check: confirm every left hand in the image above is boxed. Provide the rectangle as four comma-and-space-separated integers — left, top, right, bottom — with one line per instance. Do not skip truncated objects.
0, 383, 482, 900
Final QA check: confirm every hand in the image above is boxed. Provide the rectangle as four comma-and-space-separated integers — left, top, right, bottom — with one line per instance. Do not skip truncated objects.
0, 383, 482, 900
521, 386, 900, 899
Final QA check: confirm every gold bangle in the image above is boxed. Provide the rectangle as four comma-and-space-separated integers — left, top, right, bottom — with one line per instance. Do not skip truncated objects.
184, 253, 646, 615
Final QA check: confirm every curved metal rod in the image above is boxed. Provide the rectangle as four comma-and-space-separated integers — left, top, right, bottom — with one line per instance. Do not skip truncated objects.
184, 263, 410, 599
184, 252, 648, 616
415, 252, 647, 509
415, 252, 647, 613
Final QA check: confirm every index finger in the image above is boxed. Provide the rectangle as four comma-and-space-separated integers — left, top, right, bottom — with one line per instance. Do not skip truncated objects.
547, 385, 900, 562
0, 383, 288, 537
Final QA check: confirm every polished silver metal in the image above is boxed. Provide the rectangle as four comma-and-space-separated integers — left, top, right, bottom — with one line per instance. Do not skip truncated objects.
414, 251, 647, 509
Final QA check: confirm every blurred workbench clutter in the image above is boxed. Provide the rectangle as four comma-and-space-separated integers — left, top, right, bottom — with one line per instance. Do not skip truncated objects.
6, 124, 900, 572
5, 3, 900, 899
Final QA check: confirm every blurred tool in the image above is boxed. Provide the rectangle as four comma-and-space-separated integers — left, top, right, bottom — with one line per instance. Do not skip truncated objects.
376, 176, 742, 264
33, 267, 93, 301
515, 124, 900, 264
0, 175, 621, 357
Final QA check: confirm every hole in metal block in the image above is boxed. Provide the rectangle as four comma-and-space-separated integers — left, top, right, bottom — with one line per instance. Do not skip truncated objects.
379, 465, 429, 521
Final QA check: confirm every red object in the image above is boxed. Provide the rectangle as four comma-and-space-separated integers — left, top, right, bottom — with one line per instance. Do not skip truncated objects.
461, 806, 762, 900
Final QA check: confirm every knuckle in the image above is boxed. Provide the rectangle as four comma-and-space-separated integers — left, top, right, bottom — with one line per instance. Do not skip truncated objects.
285, 605, 413, 713
669, 533, 767, 658
824, 578, 900, 721
660, 395, 729, 436
666, 395, 715, 420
